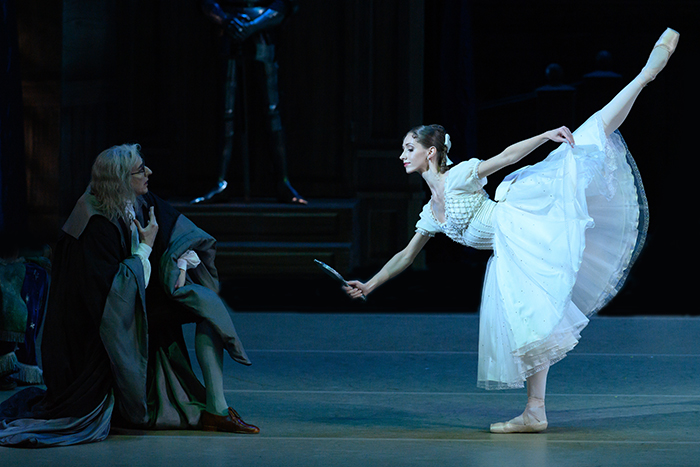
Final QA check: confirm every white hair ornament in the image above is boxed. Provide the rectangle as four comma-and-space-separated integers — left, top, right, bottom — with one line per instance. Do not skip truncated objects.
444, 133, 454, 166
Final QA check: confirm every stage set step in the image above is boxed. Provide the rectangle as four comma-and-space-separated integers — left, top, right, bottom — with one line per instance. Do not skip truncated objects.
172, 199, 360, 277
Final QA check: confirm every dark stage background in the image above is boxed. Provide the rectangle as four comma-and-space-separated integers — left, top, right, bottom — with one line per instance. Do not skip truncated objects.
3, 0, 696, 315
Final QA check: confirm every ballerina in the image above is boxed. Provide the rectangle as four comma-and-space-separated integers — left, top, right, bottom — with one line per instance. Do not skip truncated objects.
343, 28, 679, 433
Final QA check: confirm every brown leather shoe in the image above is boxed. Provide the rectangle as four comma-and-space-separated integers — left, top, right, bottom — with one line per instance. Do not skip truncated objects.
200, 408, 260, 434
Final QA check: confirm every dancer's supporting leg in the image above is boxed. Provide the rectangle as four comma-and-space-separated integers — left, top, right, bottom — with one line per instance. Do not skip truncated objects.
599, 28, 679, 136
490, 363, 550, 434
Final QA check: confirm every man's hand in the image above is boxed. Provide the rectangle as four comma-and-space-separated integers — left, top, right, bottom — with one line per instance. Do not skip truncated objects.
174, 269, 187, 290
134, 206, 159, 248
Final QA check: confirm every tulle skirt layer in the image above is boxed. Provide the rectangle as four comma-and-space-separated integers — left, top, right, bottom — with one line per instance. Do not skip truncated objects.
477, 113, 648, 390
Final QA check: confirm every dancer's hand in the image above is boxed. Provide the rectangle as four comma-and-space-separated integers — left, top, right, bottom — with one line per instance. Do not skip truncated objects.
343, 280, 368, 300
134, 206, 159, 248
545, 126, 575, 147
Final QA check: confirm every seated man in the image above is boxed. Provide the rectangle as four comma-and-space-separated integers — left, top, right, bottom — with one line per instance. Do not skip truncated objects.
1, 144, 258, 447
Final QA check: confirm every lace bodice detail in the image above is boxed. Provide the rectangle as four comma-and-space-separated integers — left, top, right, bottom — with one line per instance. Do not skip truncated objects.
440, 192, 496, 250
416, 159, 496, 250
445, 191, 489, 229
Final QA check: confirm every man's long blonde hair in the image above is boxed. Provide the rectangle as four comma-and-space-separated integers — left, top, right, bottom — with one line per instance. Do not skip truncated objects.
88, 144, 143, 221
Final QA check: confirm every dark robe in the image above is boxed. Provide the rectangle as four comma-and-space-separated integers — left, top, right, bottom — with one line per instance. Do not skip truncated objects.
0, 192, 250, 447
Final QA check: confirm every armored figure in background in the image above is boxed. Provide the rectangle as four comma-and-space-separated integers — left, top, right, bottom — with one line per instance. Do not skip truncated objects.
193, 0, 306, 204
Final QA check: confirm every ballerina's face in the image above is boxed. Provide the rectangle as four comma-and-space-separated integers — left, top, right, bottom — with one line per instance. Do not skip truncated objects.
400, 133, 431, 174
130, 158, 152, 196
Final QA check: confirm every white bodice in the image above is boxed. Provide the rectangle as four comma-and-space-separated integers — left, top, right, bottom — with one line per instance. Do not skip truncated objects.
416, 159, 496, 250
440, 193, 496, 250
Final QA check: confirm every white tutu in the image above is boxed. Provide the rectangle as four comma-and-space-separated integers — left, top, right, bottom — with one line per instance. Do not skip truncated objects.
477, 112, 648, 389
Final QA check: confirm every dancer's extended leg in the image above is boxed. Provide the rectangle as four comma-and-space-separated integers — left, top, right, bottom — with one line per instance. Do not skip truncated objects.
599, 28, 679, 136
490, 363, 550, 434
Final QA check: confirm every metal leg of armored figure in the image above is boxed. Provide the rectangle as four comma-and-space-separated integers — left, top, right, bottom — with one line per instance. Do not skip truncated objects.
191, 54, 241, 204
256, 37, 306, 204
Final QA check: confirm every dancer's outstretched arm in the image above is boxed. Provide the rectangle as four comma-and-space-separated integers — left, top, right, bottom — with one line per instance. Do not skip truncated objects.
343, 232, 430, 300
478, 127, 574, 179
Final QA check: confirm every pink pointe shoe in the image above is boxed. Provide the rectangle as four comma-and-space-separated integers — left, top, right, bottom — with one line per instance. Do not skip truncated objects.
490, 406, 548, 434
641, 28, 680, 83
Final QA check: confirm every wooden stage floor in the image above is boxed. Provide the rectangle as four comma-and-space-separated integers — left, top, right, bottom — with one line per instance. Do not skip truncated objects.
2, 312, 699, 466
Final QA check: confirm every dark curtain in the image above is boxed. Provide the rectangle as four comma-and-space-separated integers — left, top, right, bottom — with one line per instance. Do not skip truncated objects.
0, 0, 27, 240
424, 0, 477, 163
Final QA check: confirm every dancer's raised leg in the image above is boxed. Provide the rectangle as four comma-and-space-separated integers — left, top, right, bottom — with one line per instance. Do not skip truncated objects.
599, 28, 679, 136
490, 363, 550, 434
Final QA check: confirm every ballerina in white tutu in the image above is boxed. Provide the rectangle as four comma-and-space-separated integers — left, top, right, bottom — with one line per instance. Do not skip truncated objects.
343, 28, 679, 433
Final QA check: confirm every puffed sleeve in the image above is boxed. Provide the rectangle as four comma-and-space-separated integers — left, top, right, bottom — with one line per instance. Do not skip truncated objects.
177, 250, 201, 271
415, 202, 441, 237
445, 158, 487, 195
